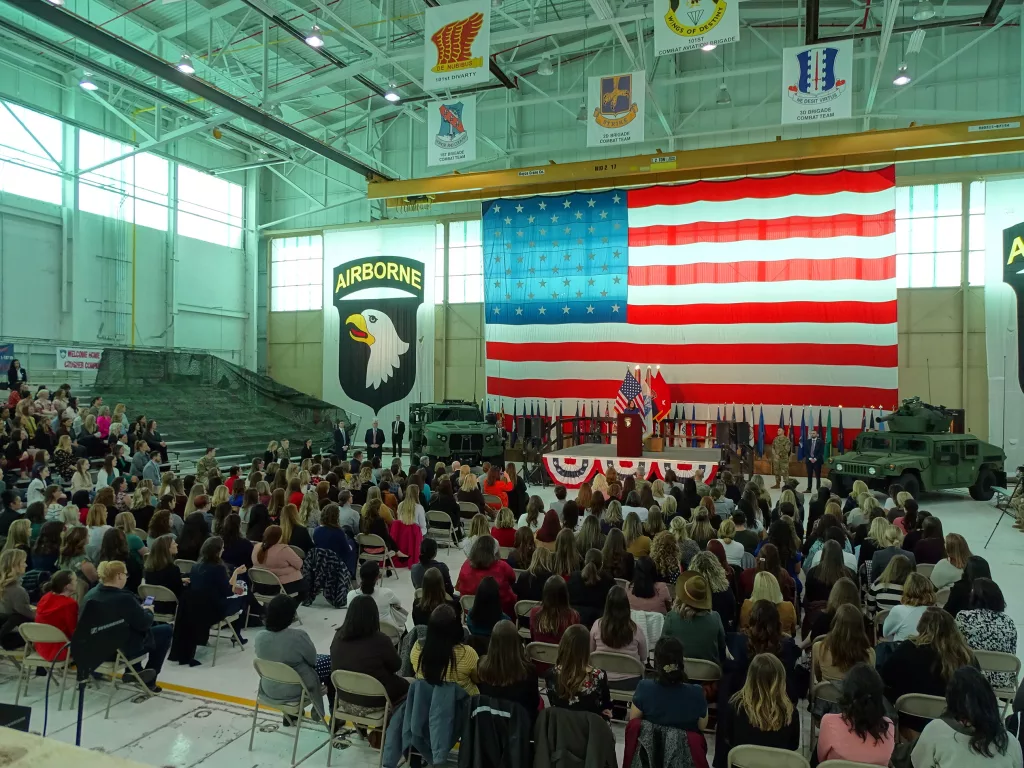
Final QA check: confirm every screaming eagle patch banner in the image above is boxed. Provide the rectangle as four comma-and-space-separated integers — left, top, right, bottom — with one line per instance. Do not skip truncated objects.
423, 0, 490, 91
781, 40, 853, 124
653, 0, 739, 56
427, 95, 477, 166
323, 226, 435, 429
587, 71, 646, 148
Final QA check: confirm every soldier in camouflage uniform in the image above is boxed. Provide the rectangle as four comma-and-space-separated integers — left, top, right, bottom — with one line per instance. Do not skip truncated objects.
195, 446, 218, 485
771, 431, 792, 489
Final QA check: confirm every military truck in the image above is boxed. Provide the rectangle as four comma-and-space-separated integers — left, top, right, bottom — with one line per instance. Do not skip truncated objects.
827, 398, 1006, 500
408, 400, 504, 466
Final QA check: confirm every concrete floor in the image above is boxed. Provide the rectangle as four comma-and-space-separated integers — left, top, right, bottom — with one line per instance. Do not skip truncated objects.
3, 470, 1022, 768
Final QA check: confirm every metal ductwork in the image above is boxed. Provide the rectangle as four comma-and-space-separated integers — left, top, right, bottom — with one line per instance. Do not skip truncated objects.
805, 0, 1007, 43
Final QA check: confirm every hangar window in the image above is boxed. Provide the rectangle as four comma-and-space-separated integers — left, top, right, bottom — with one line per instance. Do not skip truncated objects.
0, 101, 63, 205
271, 235, 323, 311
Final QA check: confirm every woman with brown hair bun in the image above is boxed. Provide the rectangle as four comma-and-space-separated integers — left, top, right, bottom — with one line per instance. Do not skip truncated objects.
567, 548, 615, 628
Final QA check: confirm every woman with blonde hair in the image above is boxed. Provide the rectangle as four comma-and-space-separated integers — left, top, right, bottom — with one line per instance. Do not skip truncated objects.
687, 550, 736, 631
457, 471, 487, 517
669, 516, 700, 567
517, 495, 545, 533
390, 487, 425, 568
114, 511, 147, 565
591, 473, 609, 498
396, 484, 426, 534
71, 458, 93, 494
644, 506, 666, 538
462, 512, 497, 558
552, 528, 580, 577
931, 533, 970, 589
690, 510, 716, 551
575, 514, 605, 557
84, 503, 112, 562
740, 572, 797, 635
53, 434, 75, 480
210, 484, 230, 509
866, 554, 913, 617
298, 491, 320, 529
279, 502, 313, 554
871, 523, 915, 578
490, 506, 517, 548
859, 515, 891, 580
715, 518, 745, 566
2, 519, 30, 555
0, 549, 34, 648
601, 499, 623, 533
649, 531, 681, 585
157, 472, 175, 499
882, 572, 936, 641
183, 482, 206, 517
623, 511, 651, 558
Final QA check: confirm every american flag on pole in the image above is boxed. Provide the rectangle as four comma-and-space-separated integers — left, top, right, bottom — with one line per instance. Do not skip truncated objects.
483, 169, 898, 418
614, 368, 644, 414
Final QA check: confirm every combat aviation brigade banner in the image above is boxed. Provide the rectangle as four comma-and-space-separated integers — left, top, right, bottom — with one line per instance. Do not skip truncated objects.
653, 0, 740, 55
323, 226, 435, 427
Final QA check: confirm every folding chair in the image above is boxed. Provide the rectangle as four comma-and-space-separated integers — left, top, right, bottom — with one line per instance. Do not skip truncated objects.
248, 659, 329, 767
514, 599, 538, 639
590, 650, 644, 711
526, 641, 559, 683
460, 594, 475, 615
483, 494, 502, 509
426, 510, 458, 548
329, 670, 392, 768
95, 649, 154, 718
458, 501, 479, 520
728, 745, 811, 768
289, 545, 305, 561
209, 609, 245, 667
175, 558, 196, 575
872, 609, 891, 644
513, 569, 526, 579
138, 584, 179, 625
934, 587, 950, 607
248, 566, 302, 626
894, 693, 946, 740
498, 546, 512, 559
355, 533, 398, 579
132, 528, 148, 541
973, 649, 1021, 714
809, 680, 843, 756
915, 563, 934, 580
379, 620, 403, 647
15, 623, 74, 710
684, 657, 723, 731
615, 578, 629, 590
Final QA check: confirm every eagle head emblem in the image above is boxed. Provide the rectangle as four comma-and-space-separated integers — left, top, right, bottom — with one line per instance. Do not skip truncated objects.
345, 309, 410, 391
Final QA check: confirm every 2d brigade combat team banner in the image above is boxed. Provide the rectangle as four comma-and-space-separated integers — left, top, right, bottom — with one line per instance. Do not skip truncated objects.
587, 71, 646, 148
423, 0, 490, 90
653, 0, 740, 55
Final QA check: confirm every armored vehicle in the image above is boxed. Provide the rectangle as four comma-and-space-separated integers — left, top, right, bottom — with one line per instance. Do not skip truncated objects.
827, 398, 1006, 500
408, 400, 504, 466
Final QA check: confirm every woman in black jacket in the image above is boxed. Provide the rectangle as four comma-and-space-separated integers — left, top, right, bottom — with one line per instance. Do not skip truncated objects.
360, 499, 399, 553
944, 555, 991, 618
513, 548, 553, 602
566, 549, 615, 628
428, 477, 464, 534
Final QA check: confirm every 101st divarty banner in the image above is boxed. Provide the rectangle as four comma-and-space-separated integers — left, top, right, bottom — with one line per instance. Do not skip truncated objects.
781, 40, 853, 124
653, 0, 740, 55
587, 71, 646, 148
422, 0, 490, 91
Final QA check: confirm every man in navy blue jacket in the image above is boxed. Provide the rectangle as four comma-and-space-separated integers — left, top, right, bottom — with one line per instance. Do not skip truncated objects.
804, 429, 824, 492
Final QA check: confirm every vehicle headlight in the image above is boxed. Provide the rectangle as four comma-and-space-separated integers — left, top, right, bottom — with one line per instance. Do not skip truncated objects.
485, 434, 494, 442
868, 467, 877, 475
430, 433, 447, 443
835, 463, 843, 472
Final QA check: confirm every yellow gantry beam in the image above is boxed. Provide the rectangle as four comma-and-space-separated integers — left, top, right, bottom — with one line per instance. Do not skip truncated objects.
367, 116, 1024, 205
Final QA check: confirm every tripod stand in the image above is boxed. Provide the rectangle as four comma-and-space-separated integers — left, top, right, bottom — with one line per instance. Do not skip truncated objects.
985, 477, 1022, 549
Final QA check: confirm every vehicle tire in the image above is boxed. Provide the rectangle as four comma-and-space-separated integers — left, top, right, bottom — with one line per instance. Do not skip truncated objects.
970, 468, 996, 501
899, 472, 921, 499
829, 474, 848, 496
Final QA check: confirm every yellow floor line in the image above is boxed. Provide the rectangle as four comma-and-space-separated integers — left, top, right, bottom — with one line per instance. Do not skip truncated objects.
158, 681, 260, 709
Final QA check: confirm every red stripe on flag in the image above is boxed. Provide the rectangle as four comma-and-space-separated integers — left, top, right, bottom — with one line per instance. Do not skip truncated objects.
628, 212, 895, 247
628, 255, 896, 286
627, 167, 895, 208
626, 300, 897, 325
487, 377, 899, 410
485, 341, 899, 367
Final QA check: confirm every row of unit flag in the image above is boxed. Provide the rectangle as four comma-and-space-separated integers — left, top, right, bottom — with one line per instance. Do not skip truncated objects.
488, 397, 888, 456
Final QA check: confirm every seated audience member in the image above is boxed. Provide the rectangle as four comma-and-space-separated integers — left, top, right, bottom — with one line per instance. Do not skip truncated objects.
881, 607, 976, 735
590, 585, 648, 690
601, 527, 635, 581
517, 495, 545, 534
514, 547, 554, 602
99, 528, 142, 594
552, 528, 580, 578
545, 623, 612, 719
871, 524, 915, 577
866, 554, 913, 618
456, 534, 516, 615
715, 519, 746, 566
945, 555, 992, 618
217, 513, 253, 572
188, 536, 248, 647
626, 555, 672, 614
911, 666, 1022, 768
412, 566, 460, 626
346, 561, 405, 627
814, 603, 876, 682
648, 530, 680, 586
630, 636, 708, 730
33, 570, 79, 661
804, 577, 861, 647
176, 512, 210, 562
817, 663, 895, 766
931, 532, 970, 590
805, 540, 857, 604
490, 506, 517, 549
623, 512, 651, 558
567, 548, 615, 628
254, 595, 326, 721
466, 575, 510, 641
410, 538, 453, 594
690, 508, 717, 551
477, 619, 540, 720
143, 534, 185, 608
331, 593, 409, 711
740, 572, 797, 636
279, 502, 313, 553
483, 465, 513, 510
688, 551, 737, 633
57, 526, 97, 585
739, 543, 796, 603
529, 574, 580, 644
534, 509, 561, 553
663, 573, 726, 664
715, 654, 800, 767
0, 550, 34, 649
360, 498, 400, 556
31, 521, 62, 573
457, 472, 487, 517
252, 525, 308, 602
601, 499, 624, 535
334, 490, 360, 533
461, 513, 494, 557
410, 603, 479, 695
732, 508, 761, 554
388, 491, 424, 568
883, 572, 936, 642
80, 560, 169, 692
575, 514, 606, 559
913, 515, 947, 565
955, 578, 1018, 691
84, 503, 113, 563
507, 526, 536, 570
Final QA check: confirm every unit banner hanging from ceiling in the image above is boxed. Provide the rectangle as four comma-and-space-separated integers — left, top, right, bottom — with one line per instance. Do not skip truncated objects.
423, 0, 491, 90
587, 71, 646, 148
427, 95, 477, 166
653, 0, 740, 56
781, 40, 853, 124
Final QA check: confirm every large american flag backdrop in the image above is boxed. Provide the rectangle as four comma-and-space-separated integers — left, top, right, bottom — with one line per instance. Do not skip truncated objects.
482, 166, 899, 437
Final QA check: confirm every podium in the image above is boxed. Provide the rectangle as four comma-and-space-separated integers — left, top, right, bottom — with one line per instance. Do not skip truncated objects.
617, 412, 643, 457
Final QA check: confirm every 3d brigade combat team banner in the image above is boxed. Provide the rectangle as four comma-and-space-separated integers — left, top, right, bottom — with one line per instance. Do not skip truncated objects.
653, 0, 740, 55
427, 94, 477, 166
587, 71, 646, 148
781, 40, 853, 124
423, 0, 490, 91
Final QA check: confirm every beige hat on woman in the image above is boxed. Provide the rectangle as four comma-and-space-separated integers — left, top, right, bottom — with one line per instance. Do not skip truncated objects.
676, 572, 712, 611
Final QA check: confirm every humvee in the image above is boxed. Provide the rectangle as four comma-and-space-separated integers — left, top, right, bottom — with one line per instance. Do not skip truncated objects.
827, 398, 1006, 500
408, 400, 504, 466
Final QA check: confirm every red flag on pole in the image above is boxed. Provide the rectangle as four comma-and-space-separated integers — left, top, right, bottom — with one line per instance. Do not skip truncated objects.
652, 368, 672, 422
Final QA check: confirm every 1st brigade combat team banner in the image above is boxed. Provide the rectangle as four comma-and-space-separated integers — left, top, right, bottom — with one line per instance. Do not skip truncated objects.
653, 0, 740, 55
423, 0, 490, 90
427, 95, 477, 166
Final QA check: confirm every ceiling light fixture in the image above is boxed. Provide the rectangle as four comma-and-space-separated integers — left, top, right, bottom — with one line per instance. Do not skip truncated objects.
176, 52, 196, 75
383, 83, 401, 102
576, 101, 587, 122
44, 0, 65, 6
305, 24, 324, 48
78, 72, 98, 91
537, 55, 553, 76
269, 103, 284, 118
701, 42, 717, 51
716, 81, 731, 105
912, 0, 935, 20
893, 63, 912, 86
907, 28, 927, 54
492, 0, 501, 7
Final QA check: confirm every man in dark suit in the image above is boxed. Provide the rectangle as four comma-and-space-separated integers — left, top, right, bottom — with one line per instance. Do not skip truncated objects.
391, 414, 406, 458
333, 420, 350, 461
365, 419, 385, 464
804, 429, 824, 492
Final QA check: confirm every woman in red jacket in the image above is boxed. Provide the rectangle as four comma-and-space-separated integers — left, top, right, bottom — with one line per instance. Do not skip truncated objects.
490, 507, 518, 549
456, 535, 517, 616
33, 570, 79, 661
483, 466, 513, 511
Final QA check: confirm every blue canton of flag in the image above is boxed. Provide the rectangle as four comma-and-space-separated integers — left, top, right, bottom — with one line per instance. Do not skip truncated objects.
482, 191, 629, 324
614, 369, 643, 414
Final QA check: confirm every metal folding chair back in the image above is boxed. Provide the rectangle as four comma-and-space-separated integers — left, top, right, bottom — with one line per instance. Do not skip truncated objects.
249, 659, 328, 767
16, 623, 74, 711
329, 671, 391, 768
934, 587, 951, 607
590, 650, 644, 708
915, 563, 934, 580
728, 744, 811, 768
526, 641, 559, 666
175, 558, 196, 575
895, 693, 947, 728
426, 510, 457, 548
514, 599, 538, 638
289, 545, 305, 560
973, 649, 1021, 710
483, 494, 502, 508
460, 594, 475, 615
458, 501, 479, 519
139, 583, 179, 624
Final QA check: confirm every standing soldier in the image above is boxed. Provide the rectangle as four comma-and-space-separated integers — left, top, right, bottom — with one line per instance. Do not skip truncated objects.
771, 430, 792, 489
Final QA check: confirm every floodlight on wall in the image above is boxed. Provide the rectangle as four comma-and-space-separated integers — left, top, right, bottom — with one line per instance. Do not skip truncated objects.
907, 28, 927, 55
176, 52, 196, 75
716, 81, 731, 105
701, 43, 717, 51
384, 83, 401, 102
78, 72, 98, 91
537, 56, 553, 76
577, 101, 588, 122
893, 63, 912, 86
305, 24, 324, 48
912, 0, 935, 20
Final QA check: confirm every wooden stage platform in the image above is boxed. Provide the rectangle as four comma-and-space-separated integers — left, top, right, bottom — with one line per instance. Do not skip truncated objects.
542, 442, 722, 489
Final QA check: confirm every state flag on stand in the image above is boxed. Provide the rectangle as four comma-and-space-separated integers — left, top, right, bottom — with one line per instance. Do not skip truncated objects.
838, 409, 845, 454
653, 368, 672, 421
510, 401, 518, 446
757, 407, 766, 457
825, 410, 833, 460
797, 409, 806, 461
